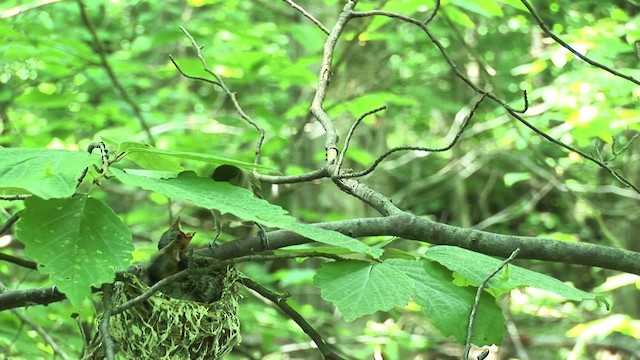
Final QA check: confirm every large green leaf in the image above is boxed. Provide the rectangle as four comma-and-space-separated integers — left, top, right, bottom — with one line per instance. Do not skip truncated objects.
313, 260, 414, 321
0, 148, 99, 199
102, 137, 274, 172
118, 142, 184, 172
313, 258, 504, 345
111, 169, 382, 257
424, 246, 601, 302
16, 196, 133, 307
398, 259, 504, 345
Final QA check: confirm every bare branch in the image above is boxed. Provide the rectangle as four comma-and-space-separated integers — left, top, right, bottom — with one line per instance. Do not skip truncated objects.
0, 214, 20, 236
281, 0, 330, 35
0, 195, 29, 201
100, 284, 116, 360
175, 26, 266, 165
3, 212, 640, 311
0, 252, 37, 270
11, 309, 72, 360
76, 0, 155, 146
424, 0, 440, 25
256, 167, 329, 184
339, 94, 486, 178
463, 248, 520, 359
206, 215, 640, 276
334, 105, 387, 177
520, 0, 640, 86
349, 10, 640, 193
310, 1, 358, 165
242, 277, 343, 360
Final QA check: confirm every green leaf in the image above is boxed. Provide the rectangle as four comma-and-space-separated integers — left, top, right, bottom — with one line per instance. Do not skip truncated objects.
312, 258, 504, 345
16, 196, 133, 307
503, 172, 531, 187
129, 147, 275, 172
111, 169, 382, 257
313, 260, 414, 321
102, 137, 275, 172
119, 142, 184, 172
397, 259, 504, 345
424, 246, 600, 301
452, 0, 504, 17
15, 91, 77, 109
0, 148, 99, 199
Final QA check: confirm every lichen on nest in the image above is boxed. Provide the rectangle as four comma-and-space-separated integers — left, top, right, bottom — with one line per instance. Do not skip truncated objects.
84, 266, 241, 360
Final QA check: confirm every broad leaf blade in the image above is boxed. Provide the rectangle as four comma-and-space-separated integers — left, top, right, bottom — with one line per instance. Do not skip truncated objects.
313, 260, 413, 321
424, 246, 599, 301
112, 169, 381, 257
119, 142, 184, 172
103, 138, 274, 172
0, 148, 99, 199
394, 259, 504, 345
16, 196, 133, 307
313, 258, 504, 345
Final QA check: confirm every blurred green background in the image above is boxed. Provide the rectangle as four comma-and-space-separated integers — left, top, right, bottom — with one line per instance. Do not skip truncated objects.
1, 0, 640, 358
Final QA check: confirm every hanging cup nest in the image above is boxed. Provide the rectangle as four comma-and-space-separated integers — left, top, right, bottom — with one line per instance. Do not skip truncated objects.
84, 266, 241, 360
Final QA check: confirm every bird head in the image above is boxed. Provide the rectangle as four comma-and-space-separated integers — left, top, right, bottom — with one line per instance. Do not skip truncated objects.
158, 217, 194, 251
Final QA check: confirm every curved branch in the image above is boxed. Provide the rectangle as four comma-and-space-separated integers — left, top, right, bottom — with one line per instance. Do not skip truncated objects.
176, 26, 266, 165
255, 168, 328, 184
281, 0, 330, 35
339, 94, 485, 178
309, 1, 358, 165
3, 213, 640, 311
520, 0, 640, 86
206, 214, 640, 276
349, 10, 640, 193
76, 0, 155, 146
242, 277, 342, 360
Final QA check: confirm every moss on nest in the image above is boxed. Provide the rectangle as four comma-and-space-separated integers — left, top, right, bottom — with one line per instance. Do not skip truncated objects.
85, 266, 241, 360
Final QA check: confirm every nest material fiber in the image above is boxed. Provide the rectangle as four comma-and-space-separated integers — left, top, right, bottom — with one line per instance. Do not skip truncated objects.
85, 266, 241, 360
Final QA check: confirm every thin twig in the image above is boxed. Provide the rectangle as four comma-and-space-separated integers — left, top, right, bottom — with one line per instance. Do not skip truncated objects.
110, 270, 189, 316
76, 0, 155, 146
463, 248, 521, 360
339, 94, 486, 178
423, 0, 440, 25
175, 26, 266, 165
520, 0, 640, 86
334, 106, 387, 177
255, 167, 328, 184
0, 214, 20, 236
242, 277, 343, 360
12, 309, 72, 360
77, 141, 108, 187
515, 90, 528, 114
0, 252, 37, 270
0, 195, 29, 201
281, 0, 330, 35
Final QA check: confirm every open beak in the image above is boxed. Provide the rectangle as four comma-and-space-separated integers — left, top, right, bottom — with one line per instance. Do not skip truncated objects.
173, 217, 195, 242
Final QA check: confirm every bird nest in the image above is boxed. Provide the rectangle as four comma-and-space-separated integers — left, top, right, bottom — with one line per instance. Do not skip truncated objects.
84, 266, 241, 360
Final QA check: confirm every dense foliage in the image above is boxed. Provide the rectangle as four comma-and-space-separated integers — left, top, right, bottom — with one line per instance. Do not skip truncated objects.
1, 0, 640, 359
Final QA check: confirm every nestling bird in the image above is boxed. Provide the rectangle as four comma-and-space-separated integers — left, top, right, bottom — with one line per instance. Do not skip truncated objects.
147, 218, 194, 285
210, 164, 269, 250
147, 219, 224, 303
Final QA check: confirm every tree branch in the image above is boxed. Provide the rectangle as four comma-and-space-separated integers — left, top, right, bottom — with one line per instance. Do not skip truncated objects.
242, 277, 343, 360
76, 0, 155, 146
207, 214, 640, 276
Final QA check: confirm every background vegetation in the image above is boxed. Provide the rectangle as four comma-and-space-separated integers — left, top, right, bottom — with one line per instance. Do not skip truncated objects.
1, 0, 640, 359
